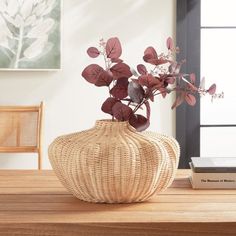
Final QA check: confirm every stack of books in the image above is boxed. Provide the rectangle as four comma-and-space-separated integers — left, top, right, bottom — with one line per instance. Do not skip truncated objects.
190, 157, 236, 189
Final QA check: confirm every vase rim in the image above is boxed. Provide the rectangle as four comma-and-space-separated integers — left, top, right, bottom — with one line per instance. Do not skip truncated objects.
95, 119, 134, 130
96, 119, 129, 123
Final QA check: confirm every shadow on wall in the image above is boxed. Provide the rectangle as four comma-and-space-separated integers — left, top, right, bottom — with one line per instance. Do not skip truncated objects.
69, 0, 172, 45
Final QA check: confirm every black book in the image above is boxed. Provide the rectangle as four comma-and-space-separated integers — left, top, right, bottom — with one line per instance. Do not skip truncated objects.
191, 157, 236, 173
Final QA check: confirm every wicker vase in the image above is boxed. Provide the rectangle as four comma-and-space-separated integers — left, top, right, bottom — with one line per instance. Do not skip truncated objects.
48, 120, 180, 203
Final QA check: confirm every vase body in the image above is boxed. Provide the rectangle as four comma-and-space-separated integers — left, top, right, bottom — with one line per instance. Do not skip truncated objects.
48, 120, 180, 203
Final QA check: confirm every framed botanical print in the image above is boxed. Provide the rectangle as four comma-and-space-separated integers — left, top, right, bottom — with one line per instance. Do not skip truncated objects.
0, 0, 61, 70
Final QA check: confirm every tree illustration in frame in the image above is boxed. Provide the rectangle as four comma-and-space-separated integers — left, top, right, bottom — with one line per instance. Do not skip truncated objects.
0, 0, 61, 70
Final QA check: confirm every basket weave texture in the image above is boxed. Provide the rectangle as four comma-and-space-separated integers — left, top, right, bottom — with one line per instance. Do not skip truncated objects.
48, 120, 180, 203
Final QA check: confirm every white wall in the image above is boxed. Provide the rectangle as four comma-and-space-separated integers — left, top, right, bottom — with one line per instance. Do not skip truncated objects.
0, 0, 176, 169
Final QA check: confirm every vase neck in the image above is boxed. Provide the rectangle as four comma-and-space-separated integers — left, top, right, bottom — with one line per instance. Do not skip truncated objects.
95, 120, 134, 133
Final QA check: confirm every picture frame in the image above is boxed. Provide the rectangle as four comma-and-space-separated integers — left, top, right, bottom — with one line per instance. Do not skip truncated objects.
0, 0, 61, 71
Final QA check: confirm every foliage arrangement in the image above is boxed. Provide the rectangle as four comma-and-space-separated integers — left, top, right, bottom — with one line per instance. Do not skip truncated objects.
82, 37, 219, 131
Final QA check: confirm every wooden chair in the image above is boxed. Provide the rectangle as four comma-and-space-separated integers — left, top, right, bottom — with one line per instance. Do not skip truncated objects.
0, 102, 43, 170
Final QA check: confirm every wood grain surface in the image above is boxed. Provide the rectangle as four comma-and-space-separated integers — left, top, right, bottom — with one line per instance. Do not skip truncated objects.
0, 169, 236, 236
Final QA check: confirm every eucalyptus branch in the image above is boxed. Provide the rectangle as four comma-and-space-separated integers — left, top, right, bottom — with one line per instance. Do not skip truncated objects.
133, 98, 147, 113
82, 36, 220, 132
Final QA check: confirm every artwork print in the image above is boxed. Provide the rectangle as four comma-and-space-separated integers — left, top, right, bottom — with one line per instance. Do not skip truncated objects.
0, 0, 61, 70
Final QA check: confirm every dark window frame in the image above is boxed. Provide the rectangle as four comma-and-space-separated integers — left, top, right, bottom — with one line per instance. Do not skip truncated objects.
176, 0, 201, 168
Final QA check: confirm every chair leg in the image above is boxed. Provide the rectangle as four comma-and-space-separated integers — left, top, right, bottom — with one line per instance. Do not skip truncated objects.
38, 150, 42, 170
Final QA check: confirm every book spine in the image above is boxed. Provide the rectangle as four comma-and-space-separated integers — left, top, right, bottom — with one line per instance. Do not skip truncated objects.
191, 172, 236, 189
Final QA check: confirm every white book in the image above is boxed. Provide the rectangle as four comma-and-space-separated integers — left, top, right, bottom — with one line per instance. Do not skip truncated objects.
191, 157, 236, 173
190, 163, 236, 189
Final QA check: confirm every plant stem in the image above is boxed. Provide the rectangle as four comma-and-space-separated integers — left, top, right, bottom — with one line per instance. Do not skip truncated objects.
133, 99, 146, 113
133, 89, 174, 114
103, 53, 108, 69
14, 25, 24, 69
121, 98, 132, 102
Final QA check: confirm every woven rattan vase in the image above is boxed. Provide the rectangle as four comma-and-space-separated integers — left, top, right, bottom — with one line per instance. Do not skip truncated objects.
48, 120, 180, 203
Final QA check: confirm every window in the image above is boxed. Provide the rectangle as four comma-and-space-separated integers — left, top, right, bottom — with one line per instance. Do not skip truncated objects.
177, 0, 236, 168
200, 0, 236, 158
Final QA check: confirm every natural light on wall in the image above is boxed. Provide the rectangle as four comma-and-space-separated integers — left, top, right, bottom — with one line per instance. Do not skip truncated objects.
200, 0, 236, 157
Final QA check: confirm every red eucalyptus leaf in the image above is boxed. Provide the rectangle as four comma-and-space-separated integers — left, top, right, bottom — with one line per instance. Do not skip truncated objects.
148, 58, 170, 66
185, 93, 196, 106
190, 73, 196, 84
129, 114, 150, 131
137, 64, 147, 75
207, 84, 216, 95
171, 92, 185, 109
143, 54, 153, 63
138, 74, 149, 87
138, 74, 160, 88
110, 62, 132, 79
87, 47, 100, 58
82, 64, 103, 84
145, 88, 155, 102
144, 46, 158, 59
143, 46, 169, 65
159, 87, 168, 98
166, 37, 174, 50
106, 37, 122, 59
101, 97, 119, 115
166, 76, 176, 84
171, 97, 181, 109
95, 70, 113, 87
151, 83, 163, 91
128, 81, 145, 103
188, 83, 198, 91
111, 58, 123, 63
110, 77, 129, 99
112, 102, 133, 121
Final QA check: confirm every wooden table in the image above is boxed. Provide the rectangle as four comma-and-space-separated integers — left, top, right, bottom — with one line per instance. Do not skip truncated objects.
0, 170, 236, 236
